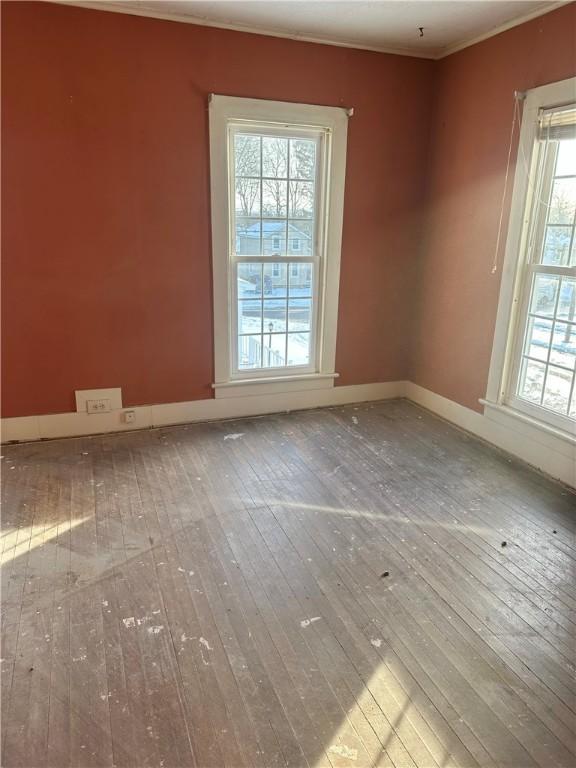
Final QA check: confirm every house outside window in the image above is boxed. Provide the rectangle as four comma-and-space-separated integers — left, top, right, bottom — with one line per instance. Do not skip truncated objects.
486, 77, 576, 437
209, 96, 348, 395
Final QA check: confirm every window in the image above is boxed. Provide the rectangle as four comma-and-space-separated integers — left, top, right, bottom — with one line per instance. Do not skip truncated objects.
209, 96, 348, 394
487, 78, 576, 435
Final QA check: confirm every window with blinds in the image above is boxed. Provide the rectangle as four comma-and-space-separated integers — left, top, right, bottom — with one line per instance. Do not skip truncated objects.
509, 104, 576, 427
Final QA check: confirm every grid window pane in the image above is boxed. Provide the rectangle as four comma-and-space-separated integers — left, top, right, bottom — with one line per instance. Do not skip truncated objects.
231, 128, 319, 373
542, 225, 572, 265
557, 277, 576, 320
289, 263, 313, 296
235, 179, 260, 217
263, 180, 287, 217
264, 263, 287, 296
236, 218, 261, 256
288, 221, 313, 255
263, 299, 287, 333
287, 333, 311, 366
542, 366, 571, 413
288, 298, 312, 331
238, 335, 262, 369
519, 358, 546, 404
549, 178, 576, 224
238, 299, 262, 334
262, 333, 287, 368
238, 263, 262, 297
524, 317, 552, 361
262, 137, 288, 178
289, 181, 314, 218
235, 134, 261, 177
550, 322, 576, 369
289, 139, 316, 179
530, 274, 559, 316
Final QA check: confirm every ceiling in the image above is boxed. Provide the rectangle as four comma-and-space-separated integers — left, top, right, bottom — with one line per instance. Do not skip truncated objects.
56, 0, 567, 58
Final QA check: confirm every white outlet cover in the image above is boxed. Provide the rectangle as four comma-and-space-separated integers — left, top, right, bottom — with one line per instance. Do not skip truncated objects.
75, 388, 122, 413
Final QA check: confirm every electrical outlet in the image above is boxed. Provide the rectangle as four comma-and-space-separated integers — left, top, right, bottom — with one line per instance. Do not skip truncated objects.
86, 398, 111, 414
123, 410, 136, 424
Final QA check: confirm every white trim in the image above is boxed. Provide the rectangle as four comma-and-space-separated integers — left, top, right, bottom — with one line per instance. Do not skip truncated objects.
0, 382, 406, 444
4, 381, 574, 487
209, 95, 348, 391
48, 1, 569, 60
406, 383, 576, 489
439, 2, 568, 59
486, 77, 576, 426
213, 372, 338, 398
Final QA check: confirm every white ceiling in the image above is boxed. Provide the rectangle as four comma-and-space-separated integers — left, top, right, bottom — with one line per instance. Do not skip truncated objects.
57, 0, 567, 58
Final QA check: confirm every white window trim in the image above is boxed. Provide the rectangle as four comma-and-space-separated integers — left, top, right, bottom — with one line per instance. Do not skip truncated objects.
485, 76, 576, 443
209, 95, 349, 397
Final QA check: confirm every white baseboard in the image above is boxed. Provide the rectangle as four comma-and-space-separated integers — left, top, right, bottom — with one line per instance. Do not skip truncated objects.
2, 380, 574, 488
0, 381, 406, 443
405, 382, 576, 489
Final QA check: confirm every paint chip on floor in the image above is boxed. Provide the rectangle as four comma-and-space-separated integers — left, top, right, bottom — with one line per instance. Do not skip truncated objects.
199, 637, 213, 650
370, 638, 382, 648
328, 744, 358, 761
122, 617, 135, 628
300, 617, 322, 628
224, 433, 244, 440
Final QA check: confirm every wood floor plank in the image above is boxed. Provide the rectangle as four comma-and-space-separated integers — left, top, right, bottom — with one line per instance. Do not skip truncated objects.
1, 400, 575, 768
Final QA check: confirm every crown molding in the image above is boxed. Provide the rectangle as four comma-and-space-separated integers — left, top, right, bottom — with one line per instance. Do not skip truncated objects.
45, 1, 437, 59
438, 1, 568, 59
45, 0, 570, 61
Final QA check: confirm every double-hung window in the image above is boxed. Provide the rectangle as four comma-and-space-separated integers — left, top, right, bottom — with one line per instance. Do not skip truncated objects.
209, 96, 348, 395
487, 77, 576, 436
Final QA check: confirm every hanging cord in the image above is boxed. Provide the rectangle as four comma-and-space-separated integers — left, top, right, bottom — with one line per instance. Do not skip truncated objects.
491, 91, 525, 274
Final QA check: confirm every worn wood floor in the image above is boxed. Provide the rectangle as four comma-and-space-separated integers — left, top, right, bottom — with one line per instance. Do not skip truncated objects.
1, 399, 575, 768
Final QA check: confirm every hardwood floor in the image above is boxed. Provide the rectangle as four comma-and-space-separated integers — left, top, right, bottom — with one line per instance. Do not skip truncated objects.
1, 399, 575, 768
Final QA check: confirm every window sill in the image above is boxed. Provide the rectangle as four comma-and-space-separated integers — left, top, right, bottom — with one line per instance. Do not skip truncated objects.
480, 399, 576, 448
213, 372, 339, 399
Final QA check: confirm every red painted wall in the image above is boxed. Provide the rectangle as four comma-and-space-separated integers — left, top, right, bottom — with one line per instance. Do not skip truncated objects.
1, 1, 434, 417
410, 3, 576, 411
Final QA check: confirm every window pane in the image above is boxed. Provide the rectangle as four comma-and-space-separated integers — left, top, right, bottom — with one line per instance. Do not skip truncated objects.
530, 274, 559, 317
238, 299, 262, 334
524, 317, 552, 361
235, 134, 260, 177
289, 263, 312, 296
541, 226, 572, 265
549, 178, 576, 225
550, 322, 576, 369
556, 139, 576, 177
238, 334, 262, 369
542, 365, 571, 413
235, 179, 260, 217
289, 181, 314, 218
519, 358, 545, 404
287, 332, 311, 366
288, 298, 312, 331
262, 333, 286, 368
558, 277, 576, 320
262, 180, 287, 217
289, 139, 316, 179
288, 220, 313, 255
264, 263, 287, 296
235, 218, 261, 256
238, 263, 262, 297
262, 220, 287, 255
262, 137, 288, 178
263, 299, 287, 333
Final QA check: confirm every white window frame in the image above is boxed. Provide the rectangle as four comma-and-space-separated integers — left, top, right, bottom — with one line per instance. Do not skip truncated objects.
485, 76, 576, 442
209, 95, 349, 397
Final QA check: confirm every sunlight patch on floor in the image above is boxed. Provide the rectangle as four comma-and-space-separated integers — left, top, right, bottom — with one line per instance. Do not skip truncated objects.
1, 516, 91, 565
